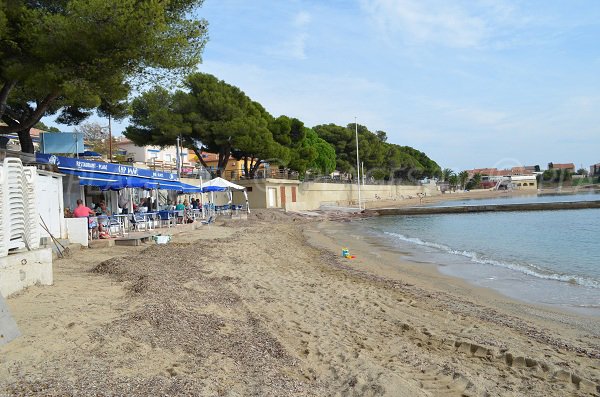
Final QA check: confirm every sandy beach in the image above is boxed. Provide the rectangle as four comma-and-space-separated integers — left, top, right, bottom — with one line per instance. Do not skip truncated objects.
1, 208, 599, 396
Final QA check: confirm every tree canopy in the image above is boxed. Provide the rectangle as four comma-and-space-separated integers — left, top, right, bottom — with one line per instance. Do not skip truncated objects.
313, 123, 441, 181
126, 73, 281, 177
34, 121, 60, 132
126, 73, 337, 178
0, 0, 208, 152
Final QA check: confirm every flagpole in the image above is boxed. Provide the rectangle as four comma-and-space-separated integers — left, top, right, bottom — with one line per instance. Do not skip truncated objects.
355, 117, 361, 211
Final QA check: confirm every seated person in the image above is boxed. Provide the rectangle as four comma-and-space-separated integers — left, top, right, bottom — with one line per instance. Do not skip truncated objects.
138, 198, 149, 213
175, 200, 186, 223
96, 201, 111, 216
74, 199, 103, 234
74, 199, 95, 218
96, 202, 113, 237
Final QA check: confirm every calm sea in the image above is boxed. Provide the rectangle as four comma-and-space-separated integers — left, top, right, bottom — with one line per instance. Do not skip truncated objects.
356, 192, 600, 316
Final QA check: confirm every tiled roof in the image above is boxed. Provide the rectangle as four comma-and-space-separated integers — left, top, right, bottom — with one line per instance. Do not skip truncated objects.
551, 163, 575, 169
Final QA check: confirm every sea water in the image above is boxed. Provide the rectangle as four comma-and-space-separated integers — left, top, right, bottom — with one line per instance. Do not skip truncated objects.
357, 193, 600, 316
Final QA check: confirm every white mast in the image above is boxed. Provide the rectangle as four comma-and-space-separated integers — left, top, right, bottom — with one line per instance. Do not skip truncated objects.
355, 117, 361, 211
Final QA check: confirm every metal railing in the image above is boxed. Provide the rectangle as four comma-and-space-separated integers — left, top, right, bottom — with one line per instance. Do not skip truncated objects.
221, 169, 299, 181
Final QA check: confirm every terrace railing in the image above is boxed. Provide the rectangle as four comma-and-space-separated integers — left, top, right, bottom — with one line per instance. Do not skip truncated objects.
222, 169, 299, 181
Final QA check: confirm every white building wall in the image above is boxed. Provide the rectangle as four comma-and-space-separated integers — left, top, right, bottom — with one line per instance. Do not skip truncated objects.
119, 143, 188, 164
36, 171, 66, 239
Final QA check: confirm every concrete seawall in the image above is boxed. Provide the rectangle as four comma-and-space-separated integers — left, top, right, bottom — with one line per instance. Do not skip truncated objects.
368, 200, 600, 216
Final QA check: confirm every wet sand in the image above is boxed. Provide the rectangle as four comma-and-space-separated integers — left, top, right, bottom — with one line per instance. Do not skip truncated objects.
0, 212, 599, 396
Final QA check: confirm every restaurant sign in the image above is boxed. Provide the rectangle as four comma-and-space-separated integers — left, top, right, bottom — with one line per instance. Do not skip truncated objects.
36, 153, 178, 181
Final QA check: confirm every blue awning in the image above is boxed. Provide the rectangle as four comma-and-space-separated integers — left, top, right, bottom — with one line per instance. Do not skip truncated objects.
57, 169, 186, 191
78, 175, 121, 190
202, 185, 228, 192
36, 154, 185, 191
179, 183, 204, 193
143, 180, 182, 191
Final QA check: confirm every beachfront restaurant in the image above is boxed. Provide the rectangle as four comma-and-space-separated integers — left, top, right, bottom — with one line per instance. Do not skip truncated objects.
35, 154, 202, 215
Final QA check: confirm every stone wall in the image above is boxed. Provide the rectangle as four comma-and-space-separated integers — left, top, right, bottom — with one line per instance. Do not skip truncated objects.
235, 179, 439, 211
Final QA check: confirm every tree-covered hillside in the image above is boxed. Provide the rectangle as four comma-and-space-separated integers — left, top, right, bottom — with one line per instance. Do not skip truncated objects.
313, 123, 441, 181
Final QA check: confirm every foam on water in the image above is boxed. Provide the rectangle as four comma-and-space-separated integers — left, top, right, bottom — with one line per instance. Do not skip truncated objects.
383, 231, 600, 289
355, 193, 600, 314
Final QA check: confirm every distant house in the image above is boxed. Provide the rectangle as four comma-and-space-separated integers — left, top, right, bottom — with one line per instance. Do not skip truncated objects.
188, 151, 264, 180
467, 166, 536, 179
547, 162, 575, 173
116, 138, 187, 165
590, 163, 600, 176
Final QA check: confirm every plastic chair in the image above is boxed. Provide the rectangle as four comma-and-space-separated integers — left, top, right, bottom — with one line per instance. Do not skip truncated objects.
131, 213, 148, 231
158, 210, 175, 228
175, 210, 184, 224
200, 215, 214, 225
108, 216, 125, 236
88, 217, 99, 240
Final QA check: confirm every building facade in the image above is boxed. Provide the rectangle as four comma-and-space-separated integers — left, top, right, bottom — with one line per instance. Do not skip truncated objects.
117, 139, 188, 165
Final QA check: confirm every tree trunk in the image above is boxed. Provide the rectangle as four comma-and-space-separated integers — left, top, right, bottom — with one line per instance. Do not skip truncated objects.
249, 158, 263, 178
18, 128, 35, 154
187, 143, 214, 177
242, 156, 248, 177
217, 146, 231, 177
0, 80, 17, 120
0, 91, 59, 135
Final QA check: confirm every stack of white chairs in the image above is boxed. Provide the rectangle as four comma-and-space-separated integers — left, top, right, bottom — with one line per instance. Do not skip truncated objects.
0, 166, 6, 257
22, 166, 40, 250
1, 158, 40, 256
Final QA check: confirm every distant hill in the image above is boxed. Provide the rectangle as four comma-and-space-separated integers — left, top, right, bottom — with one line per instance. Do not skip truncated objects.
313, 123, 441, 181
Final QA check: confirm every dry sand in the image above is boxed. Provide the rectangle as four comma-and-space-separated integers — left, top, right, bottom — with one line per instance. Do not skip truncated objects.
0, 209, 599, 396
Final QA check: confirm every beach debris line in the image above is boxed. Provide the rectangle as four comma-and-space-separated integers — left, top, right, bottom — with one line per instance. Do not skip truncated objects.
341, 248, 356, 259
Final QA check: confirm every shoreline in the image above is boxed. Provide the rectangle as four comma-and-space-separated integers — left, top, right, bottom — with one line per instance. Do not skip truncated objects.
316, 216, 600, 318
1, 213, 599, 395
306, 219, 600, 327
364, 187, 600, 210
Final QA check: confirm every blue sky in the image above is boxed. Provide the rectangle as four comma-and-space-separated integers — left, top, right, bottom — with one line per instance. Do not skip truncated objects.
44, 0, 600, 171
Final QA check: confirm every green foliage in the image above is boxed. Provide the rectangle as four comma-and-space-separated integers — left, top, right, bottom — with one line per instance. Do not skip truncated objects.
313, 123, 440, 182
458, 170, 469, 189
441, 168, 454, 182
448, 174, 458, 188
571, 176, 600, 186
304, 128, 336, 174
542, 168, 572, 182
0, 0, 208, 152
465, 172, 482, 190
126, 73, 338, 178
0, 4, 6, 40
34, 121, 60, 132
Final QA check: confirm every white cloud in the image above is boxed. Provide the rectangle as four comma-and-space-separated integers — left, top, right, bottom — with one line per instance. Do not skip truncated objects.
199, 60, 392, 128
266, 10, 312, 60
294, 11, 312, 27
361, 0, 489, 48
425, 98, 508, 125
285, 32, 309, 60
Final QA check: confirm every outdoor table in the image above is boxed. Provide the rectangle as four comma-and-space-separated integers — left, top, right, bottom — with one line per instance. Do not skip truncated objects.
158, 210, 176, 228
144, 212, 159, 230
192, 208, 202, 220
87, 216, 99, 240
97, 215, 124, 237
113, 214, 130, 234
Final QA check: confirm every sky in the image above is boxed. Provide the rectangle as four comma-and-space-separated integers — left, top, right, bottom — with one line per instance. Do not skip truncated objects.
43, 0, 600, 171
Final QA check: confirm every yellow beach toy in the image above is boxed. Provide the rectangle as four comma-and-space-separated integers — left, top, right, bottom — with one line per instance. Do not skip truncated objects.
341, 248, 356, 259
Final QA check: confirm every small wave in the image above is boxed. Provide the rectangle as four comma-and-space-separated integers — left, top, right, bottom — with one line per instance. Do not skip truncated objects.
383, 231, 600, 289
